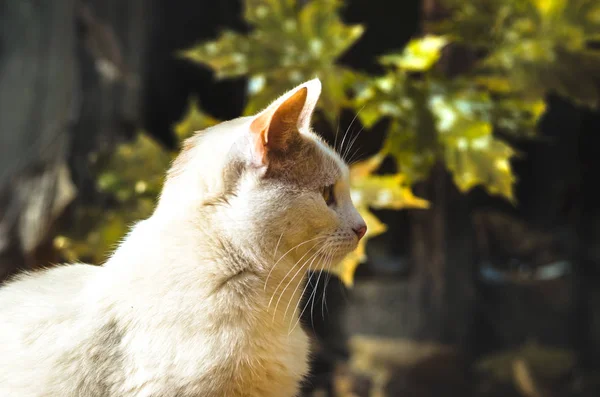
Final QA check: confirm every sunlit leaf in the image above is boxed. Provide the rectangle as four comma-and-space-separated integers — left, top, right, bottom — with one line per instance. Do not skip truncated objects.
335, 207, 387, 287
531, 0, 566, 18
332, 154, 429, 286
493, 98, 546, 137
352, 174, 431, 210
380, 35, 449, 72
386, 120, 438, 184
55, 131, 174, 263
353, 73, 410, 128
173, 98, 220, 141
443, 132, 518, 202
349, 154, 430, 211
440, 0, 600, 107
181, 0, 364, 122
430, 88, 519, 202
474, 76, 513, 93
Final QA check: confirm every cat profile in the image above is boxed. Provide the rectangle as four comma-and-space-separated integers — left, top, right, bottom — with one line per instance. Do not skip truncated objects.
0, 78, 366, 397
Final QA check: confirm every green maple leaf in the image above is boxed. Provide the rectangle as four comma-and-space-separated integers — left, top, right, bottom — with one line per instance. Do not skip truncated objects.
181, 0, 364, 122
442, 124, 518, 202
355, 66, 524, 202
353, 73, 438, 184
55, 100, 219, 264
429, 85, 519, 202
441, 0, 600, 107
379, 35, 450, 72
493, 97, 546, 138
173, 98, 220, 141
57, 133, 172, 263
334, 154, 429, 286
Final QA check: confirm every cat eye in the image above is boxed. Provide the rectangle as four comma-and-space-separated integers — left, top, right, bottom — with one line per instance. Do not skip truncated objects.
322, 184, 336, 206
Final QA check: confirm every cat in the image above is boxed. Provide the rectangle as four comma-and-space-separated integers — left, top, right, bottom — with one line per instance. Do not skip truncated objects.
0, 78, 366, 397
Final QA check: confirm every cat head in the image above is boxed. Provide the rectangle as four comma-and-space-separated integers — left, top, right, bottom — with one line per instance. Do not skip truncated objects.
158, 78, 366, 273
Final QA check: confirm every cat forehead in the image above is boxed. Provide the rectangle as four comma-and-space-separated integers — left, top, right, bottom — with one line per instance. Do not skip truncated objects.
307, 131, 348, 181
167, 117, 347, 194
262, 130, 346, 190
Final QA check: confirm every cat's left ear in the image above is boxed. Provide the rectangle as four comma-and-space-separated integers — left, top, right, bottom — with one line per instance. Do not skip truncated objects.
249, 78, 321, 165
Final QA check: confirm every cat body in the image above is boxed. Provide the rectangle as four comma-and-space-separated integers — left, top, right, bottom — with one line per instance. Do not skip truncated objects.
0, 79, 366, 397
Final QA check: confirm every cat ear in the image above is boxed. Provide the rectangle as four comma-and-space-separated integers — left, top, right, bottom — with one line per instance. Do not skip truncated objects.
249, 78, 321, 165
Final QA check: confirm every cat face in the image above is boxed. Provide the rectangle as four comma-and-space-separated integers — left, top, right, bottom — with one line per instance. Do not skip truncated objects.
238, 79, 366, 272
161, 79, 365, 273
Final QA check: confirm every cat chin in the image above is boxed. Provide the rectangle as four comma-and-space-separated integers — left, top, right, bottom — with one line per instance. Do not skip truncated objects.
307, 249, 354, 271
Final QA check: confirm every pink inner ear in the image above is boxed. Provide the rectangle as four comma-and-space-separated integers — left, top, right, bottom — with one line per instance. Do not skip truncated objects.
249, 86, 309, 165
250, 113, 270, 165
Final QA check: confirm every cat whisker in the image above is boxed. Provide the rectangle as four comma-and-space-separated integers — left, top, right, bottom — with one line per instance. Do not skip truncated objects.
323, 248, 337, 315
347, 146, 364, 166
337, 114, 355, 156
267, 238, 323, 316
322, 245, 341, 317
321, 257, 334, 321
309, 262, 327, 333
333, 111, 341, 154
287, 259, 322, 334
342, 126, 365, 163
273, 242, 329, 322
273, 232, 284, 259
283, 243, 330, 325
319, 248, 337, 322
267, 238, 327, 310
286, 267, 316, 332
288, 245, 335, 335
338, 105, 364, 157
264, 235, 326, 291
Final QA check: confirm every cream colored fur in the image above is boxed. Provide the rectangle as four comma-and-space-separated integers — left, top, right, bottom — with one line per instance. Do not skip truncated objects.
0, 78, 365, 397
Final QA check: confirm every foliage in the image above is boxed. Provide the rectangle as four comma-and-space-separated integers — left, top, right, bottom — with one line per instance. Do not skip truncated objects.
438, 0, 600, 107
54, 101, 218, 263
180, 0, 364, 121
56, 0, 599, 286
337, 154, 430, 286
354, 72, 524, 203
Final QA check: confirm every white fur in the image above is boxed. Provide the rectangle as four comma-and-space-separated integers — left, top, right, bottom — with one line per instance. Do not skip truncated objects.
0, 78, 365, 396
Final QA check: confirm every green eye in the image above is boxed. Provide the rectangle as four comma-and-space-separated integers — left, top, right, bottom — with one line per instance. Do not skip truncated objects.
322, 184, 336, 206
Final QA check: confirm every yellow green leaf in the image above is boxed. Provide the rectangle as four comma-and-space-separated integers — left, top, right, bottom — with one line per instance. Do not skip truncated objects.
332, 154, 429, 286
180, 0, 364, 123
349, 154, 430, 211
380, 35, 449, 72
587, 5, 600, 23
244, 0, 296, 23
349, 152, 386, 179
55, 130, 176, 263
442, 129, 518, 203
494, 98, 546, 137
442, 0, 600, 108
352, 174, 430, 210
335, 207, 387, 287
530, 0, 566, 18
173, 98, 219, 141
179, 31, 251, 79
352, 73, 410, 129
474, 76, 513, 93
426, 86, 519, 202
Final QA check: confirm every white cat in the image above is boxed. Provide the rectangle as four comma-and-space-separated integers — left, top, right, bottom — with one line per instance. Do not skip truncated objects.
0, 78, 366, 397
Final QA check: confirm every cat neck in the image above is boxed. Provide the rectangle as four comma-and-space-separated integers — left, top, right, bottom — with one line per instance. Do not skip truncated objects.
101, 214, 309, 330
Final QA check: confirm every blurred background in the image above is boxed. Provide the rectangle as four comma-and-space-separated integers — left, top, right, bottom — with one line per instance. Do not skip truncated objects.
1, 0, 600, 396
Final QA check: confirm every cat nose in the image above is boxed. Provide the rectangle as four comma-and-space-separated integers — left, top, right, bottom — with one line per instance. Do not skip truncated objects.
353, 224, 367, 240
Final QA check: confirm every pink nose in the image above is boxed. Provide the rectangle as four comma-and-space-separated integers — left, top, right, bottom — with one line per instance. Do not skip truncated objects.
353, 225, 367, 240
